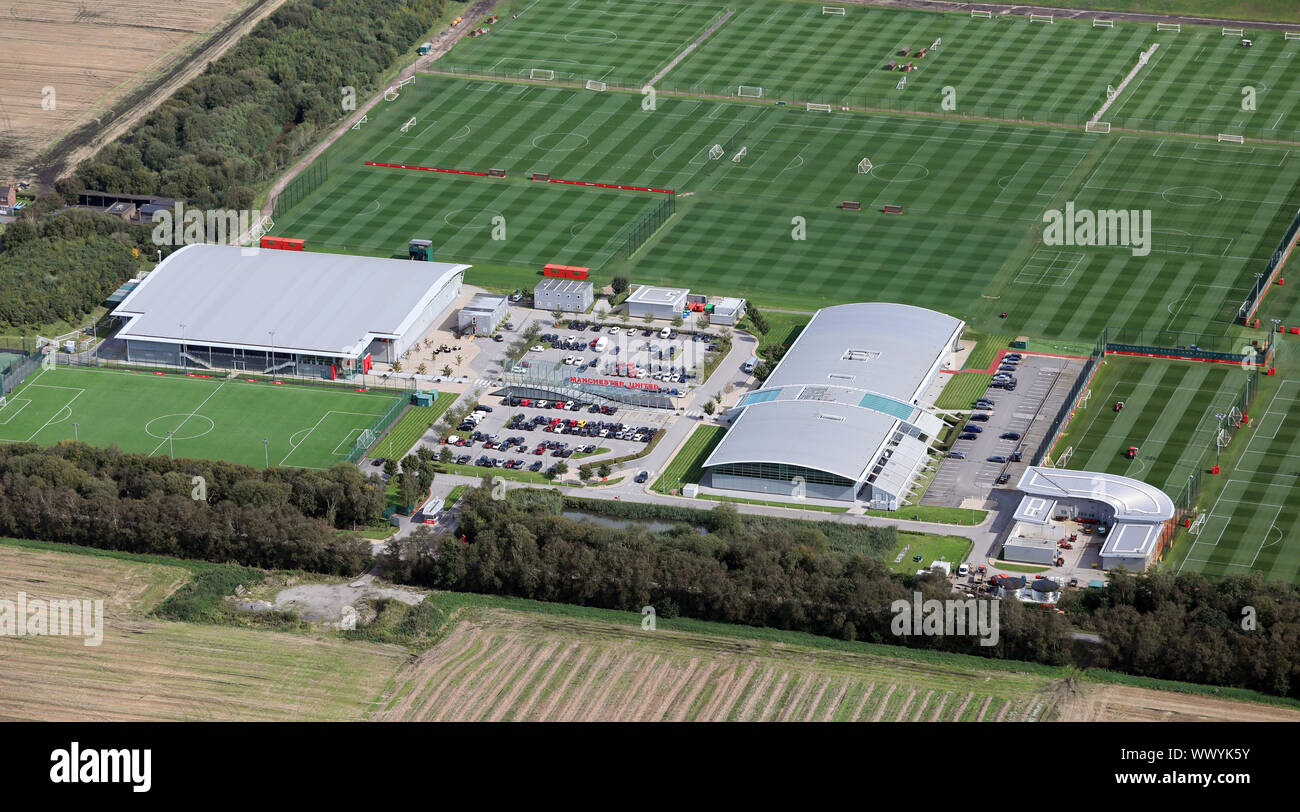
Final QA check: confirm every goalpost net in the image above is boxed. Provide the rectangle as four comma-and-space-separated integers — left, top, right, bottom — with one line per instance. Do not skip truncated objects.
822, 6, 845, 14
1030, 14, 1053, 23
530, 68, 555, 80
586, 79, 607, 91
971, 9, 992, 19
1085, 121, 1111, 133
355, 429, 377, 458
1188, 512, 1208, 535
1093, 18, 1114, 27
1223, 27, 1245, 37
737, 85, 762, 98
731, 146, 748, 163
1156, 22, 1181, 32
384, 87, 400, 101
1287, 31, 1300, 40
36, 336, 57, 369
1218, 133, 1245, 143
896, 77, 906, 90
708, 144, 724, 160
400, 116, 417, 133
351, 114, 368, 130
807, 102, 832, 112
857, 157, 873, 173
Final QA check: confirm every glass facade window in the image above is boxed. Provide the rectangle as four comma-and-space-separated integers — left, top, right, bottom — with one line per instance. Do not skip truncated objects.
710, 462, 854, 488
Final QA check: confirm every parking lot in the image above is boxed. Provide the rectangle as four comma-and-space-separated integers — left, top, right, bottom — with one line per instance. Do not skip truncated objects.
440, 390, 673, 475
923, 354, 1087, 506
518, 320, 727, 401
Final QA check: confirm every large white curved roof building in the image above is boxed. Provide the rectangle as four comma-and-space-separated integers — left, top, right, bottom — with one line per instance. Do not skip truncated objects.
703, 302, 964, 506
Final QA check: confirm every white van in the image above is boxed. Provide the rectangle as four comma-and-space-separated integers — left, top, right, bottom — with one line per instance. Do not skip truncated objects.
593, 337, 609, 352
659, 327, 671, 339
741, 356, 759, 373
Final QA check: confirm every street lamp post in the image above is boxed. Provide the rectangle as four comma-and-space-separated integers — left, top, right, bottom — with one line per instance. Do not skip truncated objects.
179, 323, 186, 372
72, 422, 79, 442
168, 430, 175, 459
268, 330, 277, 381
263, 437, 269, 469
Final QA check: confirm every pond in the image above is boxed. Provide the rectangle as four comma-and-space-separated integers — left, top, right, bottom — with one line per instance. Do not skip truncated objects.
561, 510, 708, 535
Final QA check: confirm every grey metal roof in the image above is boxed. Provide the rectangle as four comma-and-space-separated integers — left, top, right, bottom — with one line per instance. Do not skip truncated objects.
704, 302, 963, 491
765, 302, 963, 400
704, 398, 896, 483
1016, 467, 1175, 522
536, 278, 592, 294
463, 292, 506, 313
112, 244, 468, 357
1100, 523, 1162, 558
627, 284, 689, 306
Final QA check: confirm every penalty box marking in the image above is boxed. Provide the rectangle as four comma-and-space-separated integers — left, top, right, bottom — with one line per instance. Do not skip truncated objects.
1014, 249, 1084, 286
282, 409, 389, 466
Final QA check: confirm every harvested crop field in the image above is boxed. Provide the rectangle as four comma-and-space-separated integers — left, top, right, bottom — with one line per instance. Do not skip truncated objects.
378, 608, 1061, 722
0, 0, 281, 181
1058, 684, 1300, 723
0, 544, 407, 721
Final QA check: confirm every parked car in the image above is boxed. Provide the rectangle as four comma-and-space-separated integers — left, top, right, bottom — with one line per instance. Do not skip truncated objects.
969, 413, 990, 422
987, 455, 1008, 463
959, 433, 979, 441
1000, 432, 1021, 440
947, 451, 966, 459
963, 425, 983, 433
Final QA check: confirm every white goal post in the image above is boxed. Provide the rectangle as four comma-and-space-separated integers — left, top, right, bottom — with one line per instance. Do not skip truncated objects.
807, 102, 833, 112
1286, 31, 1300, 40
737, 85, 762, 98
1085, 120, 1111, 133
1218, 133, 1246, 143
708, 144, 724, 160
384, 87, 400, 101
1093, 18, 1114, 28
585, 79, 607, 92
1223, 27, 1244, 37
896, 77, 906, 90
971, 9, 992, 19
731, 146, 748, 163
351, 114, 368, 130
397, 77, 414, 88
930, 37, 941, 50
530, 68, 555, 80
857, 157, 872, 173
401, 116, 417, 133
1156, 22, 1181, 32
1107, 84, 1117, 99
821, 6, 845, 14
1029, 14, 1053, 24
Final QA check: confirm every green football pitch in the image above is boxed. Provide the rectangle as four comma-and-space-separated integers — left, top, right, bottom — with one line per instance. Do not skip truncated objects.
0, 367, 404, 470
660, 5, 1300, 140
441, 0, 729, 85
271, 74, 1300, 339
1060, 356, 1300, 583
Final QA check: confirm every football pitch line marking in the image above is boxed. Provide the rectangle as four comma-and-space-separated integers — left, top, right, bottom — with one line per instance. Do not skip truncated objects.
148, 381, 226, 457
281, 410, 386, 467
1163, 282, 1238, 330
0, 398, 32, 426
1014, 249, 1084, 287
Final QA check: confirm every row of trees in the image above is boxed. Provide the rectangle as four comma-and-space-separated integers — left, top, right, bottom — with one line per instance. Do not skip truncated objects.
380, 484, 1072, 662
0, 442, 378, 573
0, 209, 162, 330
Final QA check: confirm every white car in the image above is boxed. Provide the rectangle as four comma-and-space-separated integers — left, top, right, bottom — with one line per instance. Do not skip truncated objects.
530, 345, 544, 352
609, 326, 621, 335
572, 356, 584, 365
957, 564, 970, 577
